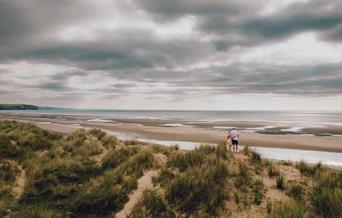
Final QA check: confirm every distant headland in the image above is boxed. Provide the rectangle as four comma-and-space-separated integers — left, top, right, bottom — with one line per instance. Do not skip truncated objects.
0, 104, 61, 110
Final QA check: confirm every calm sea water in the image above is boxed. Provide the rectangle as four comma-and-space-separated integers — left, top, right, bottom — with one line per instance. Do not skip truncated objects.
2, 109, 341, 127
96, 129, 342, 167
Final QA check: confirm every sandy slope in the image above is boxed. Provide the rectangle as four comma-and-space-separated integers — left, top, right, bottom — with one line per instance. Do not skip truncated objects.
11, 162, 26, 199
115, 170, 159, 218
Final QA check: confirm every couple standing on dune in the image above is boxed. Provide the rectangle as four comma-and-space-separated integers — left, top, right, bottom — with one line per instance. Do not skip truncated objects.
227, 128, 240, 153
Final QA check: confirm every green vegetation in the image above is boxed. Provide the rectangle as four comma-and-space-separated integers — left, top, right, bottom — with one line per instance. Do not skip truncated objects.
101, 146, 139, 170
88, 128, 106, 140
165, 146, 228, 215
250, 150, 263, 175
153, 168, 175, 187
297, 160, 315, 176
0, 120, 154, 217
10, 205, 64, 218
250, 150, 261, 164
0, 120, 62, 159
234, 161, 251, 189
311, 170, 342, 218
22, 157, 98, 205
286, 183, 303, 200
0, 104, 63, 110
268, 199, 306, 218
0, 104, 39, 110
252, 179, 264, 205
129, 190, 175, 218
242, 145, 251, 155
267, 164, 280, 178
71, 169, 131, 215
276, 175, 285, 190
1, 120, 341, 217
167, 145, 216, 171
0, 160, 18, 198
101, 134, 118, 149
296, 160, 323, 177
295, 160, 342, 218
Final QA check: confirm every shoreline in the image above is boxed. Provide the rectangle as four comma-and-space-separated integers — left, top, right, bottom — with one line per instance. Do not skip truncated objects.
1, 111, 341, 135
1, 114, 342, 153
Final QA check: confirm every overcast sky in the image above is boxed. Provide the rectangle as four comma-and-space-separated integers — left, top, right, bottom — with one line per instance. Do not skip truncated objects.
0, 0, 341, 110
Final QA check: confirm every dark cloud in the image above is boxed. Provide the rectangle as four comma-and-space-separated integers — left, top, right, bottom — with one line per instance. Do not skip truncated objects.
134, 0, 341, 45
111, 82, 139, 89
3, 68, 89, 98
33, 69, 86, 91
204, 63, 342, 95
0, 0, 93, 44
1, 0, 340, 68
241, 0, 341, 41
50, 69, 86, 81
2, 27, 214, 70
132, 0, 256, 20
36, 82, 69, 91
101, 63, 342, 96
0, 0, 341, 106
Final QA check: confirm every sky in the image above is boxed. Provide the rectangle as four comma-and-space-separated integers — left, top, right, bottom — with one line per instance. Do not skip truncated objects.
0, 0, 341, 110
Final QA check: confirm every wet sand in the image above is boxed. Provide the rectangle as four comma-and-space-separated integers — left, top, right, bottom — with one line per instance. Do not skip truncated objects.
1, 114, 341, 153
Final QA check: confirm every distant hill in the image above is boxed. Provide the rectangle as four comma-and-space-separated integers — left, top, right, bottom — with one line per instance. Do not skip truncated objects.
0, 104, 62, 110
0, 104, 39, 110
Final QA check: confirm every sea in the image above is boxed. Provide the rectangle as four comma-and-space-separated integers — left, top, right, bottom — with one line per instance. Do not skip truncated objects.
1, 109, 342, 167
2, 109, 342, 128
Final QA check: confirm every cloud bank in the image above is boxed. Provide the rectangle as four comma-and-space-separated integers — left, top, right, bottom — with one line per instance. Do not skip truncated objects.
0, 0, 341, 109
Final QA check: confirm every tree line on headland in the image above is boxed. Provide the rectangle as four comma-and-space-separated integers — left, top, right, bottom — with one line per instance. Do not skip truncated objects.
0, 104, 39, 110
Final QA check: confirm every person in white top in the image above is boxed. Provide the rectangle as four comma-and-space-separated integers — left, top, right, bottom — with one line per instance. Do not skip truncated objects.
227, 128, 240, 153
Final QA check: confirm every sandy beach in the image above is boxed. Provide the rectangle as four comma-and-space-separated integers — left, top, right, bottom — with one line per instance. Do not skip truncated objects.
1, 113, 341, 153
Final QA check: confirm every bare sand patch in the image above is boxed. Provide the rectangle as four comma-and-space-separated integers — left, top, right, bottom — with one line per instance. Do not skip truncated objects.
11, 162, 26, 199
153, 153, 168, 166
115, 170, 159, 218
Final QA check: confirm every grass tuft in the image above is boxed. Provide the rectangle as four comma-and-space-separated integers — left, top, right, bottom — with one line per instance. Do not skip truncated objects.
268, 199, 306, 218
252, 179, 264, 205
215, 143, 228, 160
129, 190, 175, 218
242, 145, 251, 156
296, 160, 323, 177
167, 145, 217, 171
311, 170, 342, 218
250, 150, 261, 164
154, 168, 175, 187
234, 162, 251, 189
166, 159, 228, 215
9, 205, 64, 218
286, 183, 303, 200
268, 164, 280, 178
88, 128, 106, 140
100, 135, 118, 149
70, 170, 130, 215
276, 175, 285, 190
0, 160, 19, 198
101, 146, 140, 171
